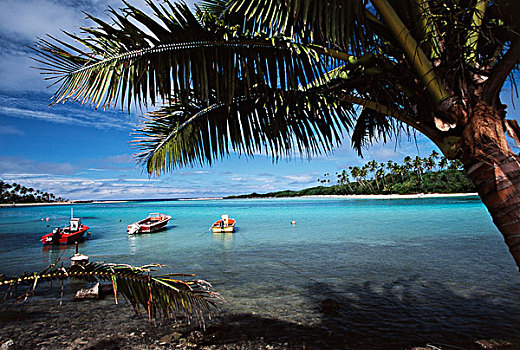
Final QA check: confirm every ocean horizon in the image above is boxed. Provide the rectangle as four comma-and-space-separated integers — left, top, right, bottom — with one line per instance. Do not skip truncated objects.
1, 196, 519, 348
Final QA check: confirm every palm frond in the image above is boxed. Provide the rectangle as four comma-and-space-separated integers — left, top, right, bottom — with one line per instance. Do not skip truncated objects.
132, 88, 355, 174
0, 261, 218, 324
227, 0, 368, 53
198, 0, 230, 16
351, 108, 402, 156
32, 0, 322, 111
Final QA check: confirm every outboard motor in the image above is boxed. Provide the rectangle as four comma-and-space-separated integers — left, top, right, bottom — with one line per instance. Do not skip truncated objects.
127, 222, 141, 235
51, 227, 62, 244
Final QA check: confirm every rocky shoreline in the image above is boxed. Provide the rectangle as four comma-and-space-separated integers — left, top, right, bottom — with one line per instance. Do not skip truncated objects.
1, 293, 520, 350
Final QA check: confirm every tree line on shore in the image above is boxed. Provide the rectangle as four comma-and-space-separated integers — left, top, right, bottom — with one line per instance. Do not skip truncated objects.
0, 181, 66, 204
229, 151, 475, 198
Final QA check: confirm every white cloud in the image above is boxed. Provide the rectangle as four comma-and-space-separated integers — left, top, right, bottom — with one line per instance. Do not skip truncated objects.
0, 156, 77, 175
84, 168, 108, 172
118, 178, 159, 182
0, 172, 202, 200
0, 52, 47, 92
0, 0, 198, 92
283, 174, 314, 183
0, 104, 136, 130
0, 1, 85, 42
0, 125, 24, 136
102, 154, 134, 164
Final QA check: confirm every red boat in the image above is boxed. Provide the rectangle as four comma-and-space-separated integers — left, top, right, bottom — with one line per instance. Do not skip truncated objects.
127, 213, 171, 235
41, 216, 89, 245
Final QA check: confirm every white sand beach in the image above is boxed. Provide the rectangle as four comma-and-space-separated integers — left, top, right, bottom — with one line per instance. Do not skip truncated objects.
302, 193, 479, 199
0, 201, 74, 208
0, 193, 479, 208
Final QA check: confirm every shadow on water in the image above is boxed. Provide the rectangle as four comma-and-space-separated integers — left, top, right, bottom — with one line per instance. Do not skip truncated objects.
308, 277, 520, 348
198, 277, 520, 349
41, 239, 87, 252
79, 216, 98, 220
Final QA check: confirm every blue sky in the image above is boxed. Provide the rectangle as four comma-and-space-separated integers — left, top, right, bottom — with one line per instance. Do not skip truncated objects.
0, 1, 515, 200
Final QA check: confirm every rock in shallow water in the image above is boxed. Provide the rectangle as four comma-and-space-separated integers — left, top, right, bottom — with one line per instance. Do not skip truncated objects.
74, 283, 114, 300
75, 283, 99, 299
0, 339, 14, 350
475, 339, 513, 349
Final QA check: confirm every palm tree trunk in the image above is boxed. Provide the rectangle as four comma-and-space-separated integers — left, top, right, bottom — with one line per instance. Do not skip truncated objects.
461, 102, 520, 270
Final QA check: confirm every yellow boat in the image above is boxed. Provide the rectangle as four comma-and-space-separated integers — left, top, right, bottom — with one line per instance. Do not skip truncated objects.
211, 214, 236, 233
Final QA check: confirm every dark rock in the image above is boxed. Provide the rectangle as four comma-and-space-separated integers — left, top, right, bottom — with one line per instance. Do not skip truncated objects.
45, 331, 59, 338
159, 334, 173, 344
99, 284, 114, 297
68, 338, 90, 350
321, 298, 340, 314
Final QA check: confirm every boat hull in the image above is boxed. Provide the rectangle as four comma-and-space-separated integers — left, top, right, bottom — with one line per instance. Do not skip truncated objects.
127, 213, 171, 234
138, 219, 169, 233
41, 225, 89, 245
212, 226, 235, 233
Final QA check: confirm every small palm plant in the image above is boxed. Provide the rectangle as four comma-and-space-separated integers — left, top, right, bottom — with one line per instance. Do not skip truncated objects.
0, 260, 218, 325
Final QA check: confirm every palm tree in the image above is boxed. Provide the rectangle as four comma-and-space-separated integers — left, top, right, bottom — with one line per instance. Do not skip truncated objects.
349, 166, 360, 182
386, 160, 397, 184
367, 160, 380, 190
360, 165, 372, 192
430, 150, 440, 163
349, 166, 366, 191
33, 0, 520, 269
396, 165, 407, 184
403, 156, 413, 180
386, 160, 395, 172
412, 156, 424, 189
423, 157, 436, 173
439, 157, 449, 171
413, 156, 423, 176
376, 166, 386, 190
337, 169, 353, 193
449, 159, 464, 171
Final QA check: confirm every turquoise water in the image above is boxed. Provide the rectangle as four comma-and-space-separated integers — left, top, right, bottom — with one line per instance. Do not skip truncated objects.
1, 197, 520, 347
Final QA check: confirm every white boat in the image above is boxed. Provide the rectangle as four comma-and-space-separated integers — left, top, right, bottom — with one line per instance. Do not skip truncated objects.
211, 214, 236, 233
127, 213, 171, 235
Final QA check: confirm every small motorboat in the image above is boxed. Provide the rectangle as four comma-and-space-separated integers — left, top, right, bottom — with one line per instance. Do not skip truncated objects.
211, 214, 236, 233
41, 210, 89, 245
127, 213, 171, 235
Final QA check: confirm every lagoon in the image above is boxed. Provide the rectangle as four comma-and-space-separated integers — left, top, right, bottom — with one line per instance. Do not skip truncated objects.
1, 196, 519, 348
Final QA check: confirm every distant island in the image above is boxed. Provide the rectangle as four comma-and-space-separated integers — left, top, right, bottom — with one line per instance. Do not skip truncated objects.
227, 151, 475, 199
0, 181, 66, 204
